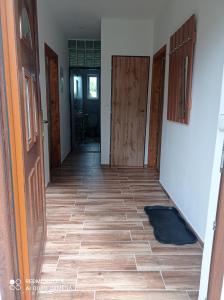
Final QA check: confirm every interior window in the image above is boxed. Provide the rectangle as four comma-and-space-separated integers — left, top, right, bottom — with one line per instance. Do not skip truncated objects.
88, 75, 98, 99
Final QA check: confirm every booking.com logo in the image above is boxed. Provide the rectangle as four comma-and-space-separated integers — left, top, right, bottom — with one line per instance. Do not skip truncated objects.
9, 279, 21, 291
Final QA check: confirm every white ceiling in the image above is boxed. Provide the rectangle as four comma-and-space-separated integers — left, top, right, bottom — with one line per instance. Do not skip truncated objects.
45, 0, 167, 39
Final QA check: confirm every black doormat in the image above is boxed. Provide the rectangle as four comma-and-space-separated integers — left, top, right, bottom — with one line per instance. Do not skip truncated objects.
144, 206, 197, 245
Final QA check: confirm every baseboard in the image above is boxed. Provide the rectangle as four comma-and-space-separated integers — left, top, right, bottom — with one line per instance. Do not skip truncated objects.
160, 183, 204, 248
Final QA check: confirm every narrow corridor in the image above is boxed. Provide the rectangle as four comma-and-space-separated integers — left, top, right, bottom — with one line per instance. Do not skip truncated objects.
38, 150, 202, 299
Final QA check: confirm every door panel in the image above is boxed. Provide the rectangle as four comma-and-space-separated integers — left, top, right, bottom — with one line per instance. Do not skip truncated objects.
18, 0, 45, 281
111, 56, 150, 167
207, 171, 224, 300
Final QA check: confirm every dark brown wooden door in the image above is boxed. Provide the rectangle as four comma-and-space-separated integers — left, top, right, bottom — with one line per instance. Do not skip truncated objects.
111, 56, 150, 167
45, 44, 61, 169
207, 170, 224, 299
18, 0, 45, 280
148, 46, 166, 170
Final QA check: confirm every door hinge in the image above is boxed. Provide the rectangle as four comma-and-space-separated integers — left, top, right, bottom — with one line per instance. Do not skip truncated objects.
213, 220, 217, 231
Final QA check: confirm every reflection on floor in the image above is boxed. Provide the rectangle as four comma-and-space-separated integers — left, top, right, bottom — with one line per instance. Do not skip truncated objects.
74, 137, 101, 153
75, 142, 100, 153
38, 151, 202, 300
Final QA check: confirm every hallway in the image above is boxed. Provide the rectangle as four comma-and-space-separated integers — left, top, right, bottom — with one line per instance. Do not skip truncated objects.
38, 151, 202, 299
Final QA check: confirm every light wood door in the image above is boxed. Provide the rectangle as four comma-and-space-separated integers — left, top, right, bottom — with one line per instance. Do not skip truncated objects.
207, 171, 224, 300
18, 0, 46, 281
0, 23, 18, 299
111, 56, 150, 167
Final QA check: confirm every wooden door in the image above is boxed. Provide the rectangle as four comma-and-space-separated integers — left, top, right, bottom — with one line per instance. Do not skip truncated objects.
0, 23, 19, 299
18, 0, 46, 284
207, 170, 224, 299
111, 56, 150, 167
1, 0, 46, 296
148, 46, 166, 170
45, 44, 61, 169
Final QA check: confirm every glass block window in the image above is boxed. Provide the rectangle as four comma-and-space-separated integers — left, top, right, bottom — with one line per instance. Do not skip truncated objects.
68, 40, 101, 68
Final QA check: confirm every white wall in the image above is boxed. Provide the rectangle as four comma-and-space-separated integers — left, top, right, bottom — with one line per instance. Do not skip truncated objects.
199, 63, 224, 299
154, 0, 224, 298
154, 0, 224, 242
101, 18, 154, 165
37, 0, 71, 185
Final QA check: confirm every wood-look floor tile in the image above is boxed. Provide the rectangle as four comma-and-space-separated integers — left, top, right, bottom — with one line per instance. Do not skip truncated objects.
46, 215, 72, 222
83, 221, 143, 230
71, 212, 127, 222
44, 241, 80, 255
162, 271, 201, 290
80, 242, 151, 255
126, 212, 148, 221
76, 271, 165, 290
84, 205, 137, 212
75, 199, 125, 205
46, 233, 66, 242
38, 291, 94, 300
95, 291, 190, 300
135, 254, 202, 271
41, 256, 59, 272
57, 254, 136, 271
47, 222, 83, 232
130, 230, 154, 241
66, 230, 131, 242
150, 241, 202, 255
40, 271, 77, 283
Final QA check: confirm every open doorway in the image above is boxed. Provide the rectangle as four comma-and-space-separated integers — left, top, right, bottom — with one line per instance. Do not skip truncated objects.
70, 68, 101, 153
148, 46, 166, 170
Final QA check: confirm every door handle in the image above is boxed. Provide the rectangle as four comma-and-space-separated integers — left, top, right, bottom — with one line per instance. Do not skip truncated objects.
42, 120, 48, 124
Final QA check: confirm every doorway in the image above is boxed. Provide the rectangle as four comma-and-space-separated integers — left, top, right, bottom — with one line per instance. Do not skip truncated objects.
44, 43, 61, 170
70, 68, 101, 153
148, 46, 166, 170
111, 56, 150, 167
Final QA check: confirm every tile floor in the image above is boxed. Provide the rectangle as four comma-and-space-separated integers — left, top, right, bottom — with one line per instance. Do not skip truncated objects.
38, 150, 202, 299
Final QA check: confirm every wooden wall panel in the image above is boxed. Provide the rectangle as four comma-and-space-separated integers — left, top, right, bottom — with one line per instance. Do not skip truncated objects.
167, 15, 196, 124
111, 56, 150, 167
